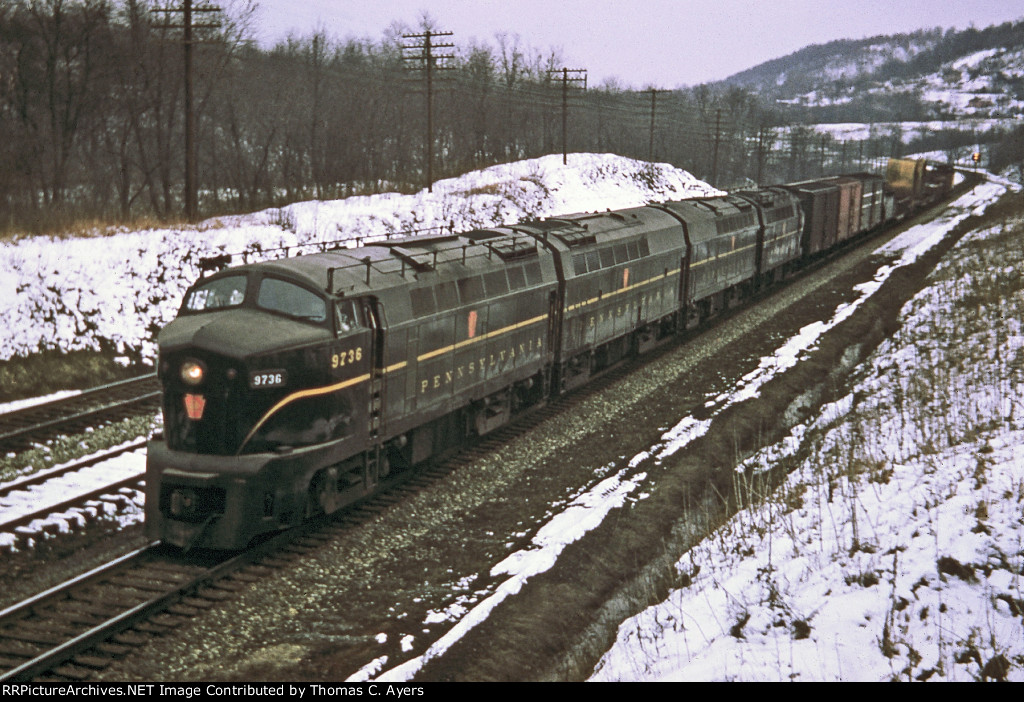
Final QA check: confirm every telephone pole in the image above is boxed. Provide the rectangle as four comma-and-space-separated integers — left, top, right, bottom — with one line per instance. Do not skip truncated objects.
711, 108, 722, 188
646, 88, 668, 162
548, 68, 587, 165
403, 29, 455, 193
755, 126, 771, 186
154, 1, 221, 222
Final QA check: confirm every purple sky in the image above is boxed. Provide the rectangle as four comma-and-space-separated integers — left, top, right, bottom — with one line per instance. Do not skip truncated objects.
249, 0, 1024, 88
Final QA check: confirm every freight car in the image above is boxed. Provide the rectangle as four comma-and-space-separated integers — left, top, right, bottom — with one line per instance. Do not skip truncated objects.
145, 162, 949, 550
886, 157, 956, 216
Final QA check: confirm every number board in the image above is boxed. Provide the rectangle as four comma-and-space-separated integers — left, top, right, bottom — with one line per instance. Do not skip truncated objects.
249, 369, 288, 389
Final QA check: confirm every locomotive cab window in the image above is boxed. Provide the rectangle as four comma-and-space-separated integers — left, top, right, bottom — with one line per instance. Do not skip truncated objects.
256, 278, 327, 323
183, 275, 247, 313
335, 300, 364, 334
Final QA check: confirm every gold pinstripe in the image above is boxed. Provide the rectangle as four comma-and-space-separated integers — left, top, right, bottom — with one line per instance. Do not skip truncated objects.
235, 313, 547, 454
565, 240, 759, 312
689, 241, 758, 269
416, 313, 548, 361
237, 373, 372, 455
565, 268, 680, 312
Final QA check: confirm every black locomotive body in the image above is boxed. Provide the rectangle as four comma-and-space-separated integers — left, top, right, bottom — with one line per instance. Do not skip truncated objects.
148, 232, 561, 549
146, 161, 950, 550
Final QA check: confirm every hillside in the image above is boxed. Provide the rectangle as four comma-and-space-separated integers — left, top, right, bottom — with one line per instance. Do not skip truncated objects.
721, 20, 1024, 123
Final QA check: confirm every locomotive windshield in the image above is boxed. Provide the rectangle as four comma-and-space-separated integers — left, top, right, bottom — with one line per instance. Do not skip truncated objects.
257, 278, 327, 323
183, 275, 247, 312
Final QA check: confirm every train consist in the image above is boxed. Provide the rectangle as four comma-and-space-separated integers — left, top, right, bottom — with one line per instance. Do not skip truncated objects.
146, 158, 956, 550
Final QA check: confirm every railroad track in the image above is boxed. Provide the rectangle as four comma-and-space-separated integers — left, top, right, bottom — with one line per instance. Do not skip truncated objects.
0, 441, 147, 544
0, 543, 237, 681
0, 375, 160, 456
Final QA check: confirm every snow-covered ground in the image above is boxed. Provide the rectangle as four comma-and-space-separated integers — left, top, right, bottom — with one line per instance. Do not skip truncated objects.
0, 389, 81, 416
0, 154, 720, 364
0, 443, 146, 552
591, 176, 1024, 682
807, 119, 1016, 146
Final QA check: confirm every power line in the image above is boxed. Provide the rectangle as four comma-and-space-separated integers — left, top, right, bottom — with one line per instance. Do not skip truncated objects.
402, 29, 455, 193
646, 88, 669, 161
711, 109, 722, 187
153, 0, 222, 222
547, 68, 587, 165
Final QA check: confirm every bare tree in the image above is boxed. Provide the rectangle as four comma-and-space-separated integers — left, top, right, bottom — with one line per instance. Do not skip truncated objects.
11, 0, 112, 216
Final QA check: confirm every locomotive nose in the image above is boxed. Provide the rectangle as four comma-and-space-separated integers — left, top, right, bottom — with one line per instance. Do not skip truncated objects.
159, 308, 330, 360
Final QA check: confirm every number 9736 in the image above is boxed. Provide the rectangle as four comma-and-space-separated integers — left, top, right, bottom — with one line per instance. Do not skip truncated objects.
332, 347, 363, 368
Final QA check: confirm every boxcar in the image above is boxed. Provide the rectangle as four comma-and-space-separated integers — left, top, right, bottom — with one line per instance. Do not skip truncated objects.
832, 177, 861, 243
847, 173, 886, 233
779, 179, 841, 257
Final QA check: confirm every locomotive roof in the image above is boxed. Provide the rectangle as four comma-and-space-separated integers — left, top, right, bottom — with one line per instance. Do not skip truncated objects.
511, 206, 682, 250
227, 207, 684, 297
655, 196, 758, 245
233, 230, 548, 299
733, 187, 799, 208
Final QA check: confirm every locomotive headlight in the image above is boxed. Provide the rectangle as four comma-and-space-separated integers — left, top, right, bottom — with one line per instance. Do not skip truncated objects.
180, 359, 205, 386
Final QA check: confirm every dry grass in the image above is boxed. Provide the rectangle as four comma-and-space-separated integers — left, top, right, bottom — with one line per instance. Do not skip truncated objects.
0, 348, 144, 405
0, 213, 195, 242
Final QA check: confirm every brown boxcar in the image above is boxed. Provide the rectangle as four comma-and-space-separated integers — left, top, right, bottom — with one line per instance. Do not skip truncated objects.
779, 179, 841, 256
832, 177, 862, 243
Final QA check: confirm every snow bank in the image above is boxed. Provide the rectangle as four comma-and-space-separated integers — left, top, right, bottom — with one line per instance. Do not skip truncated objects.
0, 154, 718, 364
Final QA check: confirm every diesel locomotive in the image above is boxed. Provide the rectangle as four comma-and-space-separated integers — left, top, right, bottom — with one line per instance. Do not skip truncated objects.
146, 158, 955, 550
